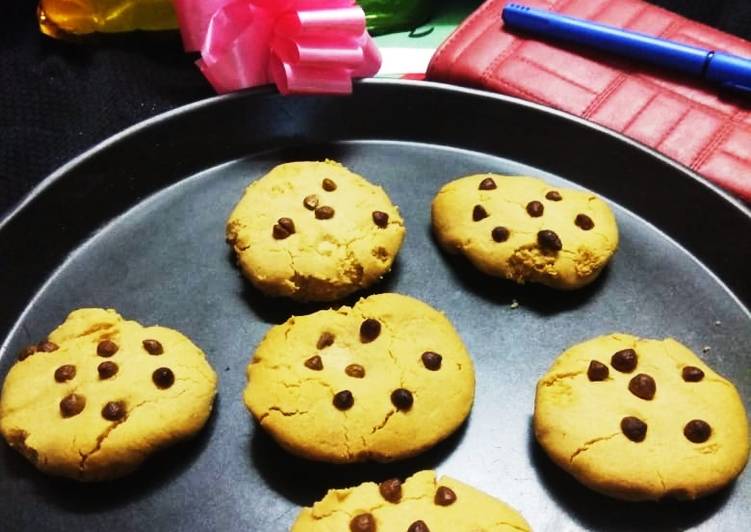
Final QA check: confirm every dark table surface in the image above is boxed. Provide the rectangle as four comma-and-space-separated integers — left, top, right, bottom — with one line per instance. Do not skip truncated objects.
2, 0, 751, 218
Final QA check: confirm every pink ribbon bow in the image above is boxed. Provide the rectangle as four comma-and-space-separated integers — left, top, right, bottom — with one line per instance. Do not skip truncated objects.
173, 0, 382, 94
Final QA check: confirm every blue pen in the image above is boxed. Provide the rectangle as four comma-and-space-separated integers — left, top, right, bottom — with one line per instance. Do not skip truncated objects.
502, 3, 751, 96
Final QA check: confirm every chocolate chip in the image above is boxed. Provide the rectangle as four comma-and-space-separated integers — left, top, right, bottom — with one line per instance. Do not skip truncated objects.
142, 339, 163, 355
472, 205, 489, 221
97, 340, 119, 357
316, 332, 335, 350
18, 345, 36, 360
629, 373, 656, 400
272, 224, 291, 239
587, 360, 609, 381
391, 388, 413, 411
408, 521, 430, 532
345, 364, 365, 378
54, 364, 76, 383
372, 210, 389, 228
684, 419, 711, 443
315, 206, 335, 219
303, 194, 319, 210
278, 217, 295, 234
526, 200, 544, 217
434, 486, 457, 506
491, 226, 510, 242
349, 513, 375, 532
537, 230, 562, 251
322, 178, 337, 191
575, 213, 595, 230
545, 190, 562, 201
421, 351, 442, 370
621, 416, 647, 442
60, 393, 86, 418
479, 177, 497, 190
304, 355, 323, 371
611, 349, 637, 373
98, 361, 118, 379
682, 366, 705, 382
379, 478, 402, 503
37, 341, 59, 352
333, 390, 354, 410
360, 318, 381, 343
152, 367, 175, 389
102, 401, 126, 421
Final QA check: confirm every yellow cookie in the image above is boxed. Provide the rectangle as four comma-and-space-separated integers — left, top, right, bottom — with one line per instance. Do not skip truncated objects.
534, 333, 750, 500
0, 309, 218, 481
226, 160, 405, 301
291, 470, 530, 531
432, 173, 618, 289
244, 293, 475, 462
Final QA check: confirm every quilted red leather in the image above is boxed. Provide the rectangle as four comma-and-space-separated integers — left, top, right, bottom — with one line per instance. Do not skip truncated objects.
427, 0, 751, 201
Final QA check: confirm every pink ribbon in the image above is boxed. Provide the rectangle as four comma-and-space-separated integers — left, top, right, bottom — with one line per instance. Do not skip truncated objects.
173, 0, 381, 94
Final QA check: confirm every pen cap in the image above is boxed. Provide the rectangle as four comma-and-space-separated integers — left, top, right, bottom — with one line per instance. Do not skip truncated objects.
502, 3, 551, 32
705, 52, 751, 93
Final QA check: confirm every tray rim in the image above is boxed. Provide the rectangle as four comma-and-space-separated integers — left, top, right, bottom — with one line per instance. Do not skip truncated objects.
2, 78, 749, 232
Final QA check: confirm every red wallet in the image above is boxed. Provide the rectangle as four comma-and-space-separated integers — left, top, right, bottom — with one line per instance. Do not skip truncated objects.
427, 0, 751, 202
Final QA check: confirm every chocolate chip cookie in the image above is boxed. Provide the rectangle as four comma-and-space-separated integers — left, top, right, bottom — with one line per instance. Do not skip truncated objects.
244, 293, 475, 462
432, 174, 618, 289
291, 470, 530, 531
226, 160, 405, 301
0, 308, 218, 481
534, 333, 749, 500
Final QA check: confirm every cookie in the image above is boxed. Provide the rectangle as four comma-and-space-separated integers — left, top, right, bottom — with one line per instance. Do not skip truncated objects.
0, 308, 218, 481
534, 333, 750, 500
226, 160, 405, 301
431, 173, 618, 289
291, 469, 530, 531
244, 293, 475, 462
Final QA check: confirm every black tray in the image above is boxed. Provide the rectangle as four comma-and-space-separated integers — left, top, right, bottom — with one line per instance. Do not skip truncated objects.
1, 80, 749, 531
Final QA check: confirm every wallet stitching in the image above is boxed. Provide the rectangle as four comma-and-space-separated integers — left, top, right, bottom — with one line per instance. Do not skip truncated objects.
716, 147, 751, 165
486, 77, 559, 108
691, 120, 738, 169
480, 0, 572, 83
514, 57, 599, 94
583, 76, 628, 119
581, 0, 615, 23
481, 41, 525, 84
583, 4, 651, 118
655, 106, 692, 149
428, 0, 498, 78
619, 91, 660, 133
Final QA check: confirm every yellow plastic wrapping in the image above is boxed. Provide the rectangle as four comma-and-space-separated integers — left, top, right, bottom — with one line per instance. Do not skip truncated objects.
38, 0, 178, 37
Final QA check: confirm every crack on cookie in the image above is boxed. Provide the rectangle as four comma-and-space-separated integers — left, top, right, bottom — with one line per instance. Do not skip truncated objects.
369, 409, 396, 435
78, 418, 128, 475
494, 522, 529, 532
78, 389, 189, 476
569, 432, 620, 463
342, 418, 352, 460
79, 322, 116, 337
656, 468, 666, 494
310, 507, 355, 521
540, 371, 585, 387
282, 248, 301, 292
283, 320, 296, 341
695, 442, 720, 454
267, 406, 308, 417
